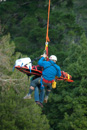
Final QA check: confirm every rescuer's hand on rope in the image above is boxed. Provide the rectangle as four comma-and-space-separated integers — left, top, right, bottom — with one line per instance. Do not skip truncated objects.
41, 53, 47, 58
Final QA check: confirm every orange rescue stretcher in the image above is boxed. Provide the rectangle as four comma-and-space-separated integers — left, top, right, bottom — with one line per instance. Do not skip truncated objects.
15, 65, 74, 82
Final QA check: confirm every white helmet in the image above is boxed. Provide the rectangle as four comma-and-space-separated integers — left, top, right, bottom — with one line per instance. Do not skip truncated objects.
49, 55, 57, 61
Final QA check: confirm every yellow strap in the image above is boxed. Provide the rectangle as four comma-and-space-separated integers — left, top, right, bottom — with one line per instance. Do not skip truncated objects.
68, 74, 70, 79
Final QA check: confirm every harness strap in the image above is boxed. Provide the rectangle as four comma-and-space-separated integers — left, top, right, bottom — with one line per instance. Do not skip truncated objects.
42, 77, 54, 83
29, 65, 31, 73
12, 64, 15, 72
40, 77, 44, 90
44, 60, 58, 72
49, 60, 58, 72
21, 63, 23, 67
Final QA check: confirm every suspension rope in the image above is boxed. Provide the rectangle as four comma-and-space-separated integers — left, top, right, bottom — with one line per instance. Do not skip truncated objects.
45, 0, 51, 57
46, 0, 50, 43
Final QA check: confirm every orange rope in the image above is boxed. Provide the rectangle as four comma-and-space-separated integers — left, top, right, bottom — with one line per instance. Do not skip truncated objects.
46, 0, 50, 43
45, 0, 50, 57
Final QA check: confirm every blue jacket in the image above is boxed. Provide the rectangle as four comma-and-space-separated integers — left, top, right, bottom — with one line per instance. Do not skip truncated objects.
38, 57, 61, 81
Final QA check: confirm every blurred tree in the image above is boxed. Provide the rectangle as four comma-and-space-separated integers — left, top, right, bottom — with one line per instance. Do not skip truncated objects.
0, 34, 50, 130
0, 88, 50, 130
0, 0, 83, 55
43, 33, 87, 130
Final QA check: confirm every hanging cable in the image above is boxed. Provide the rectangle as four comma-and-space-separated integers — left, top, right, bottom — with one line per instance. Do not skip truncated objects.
45, 0, 51, 57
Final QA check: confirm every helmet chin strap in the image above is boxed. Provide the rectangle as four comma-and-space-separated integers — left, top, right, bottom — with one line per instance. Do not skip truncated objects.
54, 60, 56, 63
51, 60, 56, 63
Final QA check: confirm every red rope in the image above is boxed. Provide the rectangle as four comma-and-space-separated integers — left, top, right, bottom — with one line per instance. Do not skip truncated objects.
46, 0, 50, 43
45, 0, 50, 57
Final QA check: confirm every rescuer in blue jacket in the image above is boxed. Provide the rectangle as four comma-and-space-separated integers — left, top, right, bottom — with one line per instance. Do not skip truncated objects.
38, 55, 61, 80
23, 53, 61, 107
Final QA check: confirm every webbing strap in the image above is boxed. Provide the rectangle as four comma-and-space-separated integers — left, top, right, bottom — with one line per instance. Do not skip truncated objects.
40, 77, 44, 90
29, 65, 31, 73
12, 64, 15, 72
46, 0, 50, 43
21, 63, 23, 67
45, 0, 51, 57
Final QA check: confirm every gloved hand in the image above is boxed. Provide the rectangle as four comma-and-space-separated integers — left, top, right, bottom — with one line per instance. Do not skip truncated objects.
41, 53, 47, 58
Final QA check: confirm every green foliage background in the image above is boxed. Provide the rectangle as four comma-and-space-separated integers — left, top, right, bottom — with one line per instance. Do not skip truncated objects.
0, 0, 87, 130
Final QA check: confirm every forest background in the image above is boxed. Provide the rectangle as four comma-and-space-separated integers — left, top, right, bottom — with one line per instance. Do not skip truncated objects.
0, 0, 87, 130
